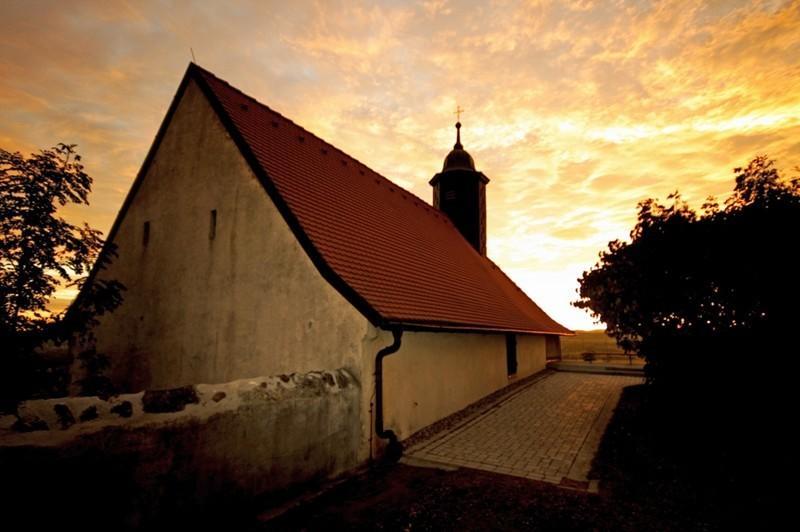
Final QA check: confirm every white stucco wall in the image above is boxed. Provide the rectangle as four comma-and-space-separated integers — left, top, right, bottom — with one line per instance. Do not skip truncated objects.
380, 330, 507, 441
516, 334, 547, 378
374, 330, 550, 443
84, 79, 371, 395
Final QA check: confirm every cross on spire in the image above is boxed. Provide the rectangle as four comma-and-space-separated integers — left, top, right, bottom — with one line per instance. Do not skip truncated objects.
453, 106, 465, 148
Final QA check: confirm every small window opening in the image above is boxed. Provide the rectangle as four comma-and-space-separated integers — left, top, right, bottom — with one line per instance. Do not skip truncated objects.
506, 334, 518, 377
445, 189, 457, 201
143, 221, 150, 247
209, 209, 217, 240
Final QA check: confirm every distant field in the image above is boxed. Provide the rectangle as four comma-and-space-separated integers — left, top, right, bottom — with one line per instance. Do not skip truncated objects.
560, 329, 623, 357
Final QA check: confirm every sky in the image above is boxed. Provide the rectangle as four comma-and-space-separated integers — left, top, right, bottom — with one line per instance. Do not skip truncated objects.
1, 0, 799, 329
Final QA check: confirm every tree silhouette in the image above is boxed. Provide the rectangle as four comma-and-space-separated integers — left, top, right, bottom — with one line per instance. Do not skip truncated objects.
575, 155, 799, 396
575, 156, 800, 523
0, 143, 124, 405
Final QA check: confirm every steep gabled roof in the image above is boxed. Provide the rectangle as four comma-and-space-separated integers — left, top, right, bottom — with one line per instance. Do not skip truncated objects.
95, 63, 570, 335
189, 64, 571, 335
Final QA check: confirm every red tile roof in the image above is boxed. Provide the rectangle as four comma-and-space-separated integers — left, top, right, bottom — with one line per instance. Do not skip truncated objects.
190, 64, 571, 335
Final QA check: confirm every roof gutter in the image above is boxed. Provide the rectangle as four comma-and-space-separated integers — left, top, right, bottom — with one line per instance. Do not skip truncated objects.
393, 321, 575, 336
374, 327, 403, 461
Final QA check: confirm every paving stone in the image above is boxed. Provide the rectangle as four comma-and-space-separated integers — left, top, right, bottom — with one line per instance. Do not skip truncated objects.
406, 372, 641, 487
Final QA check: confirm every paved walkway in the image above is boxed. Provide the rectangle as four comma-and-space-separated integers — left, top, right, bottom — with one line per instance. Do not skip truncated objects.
405, 372, 641, 488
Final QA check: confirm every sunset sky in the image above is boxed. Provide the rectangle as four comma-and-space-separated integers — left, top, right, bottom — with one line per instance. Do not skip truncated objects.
1, 0, 799, 329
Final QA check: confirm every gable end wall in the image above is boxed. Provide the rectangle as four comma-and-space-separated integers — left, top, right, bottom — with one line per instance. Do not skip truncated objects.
84, 79, 371, 393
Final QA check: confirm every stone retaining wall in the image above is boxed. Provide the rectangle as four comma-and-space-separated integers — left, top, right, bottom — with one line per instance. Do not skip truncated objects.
0, 368, 360, 529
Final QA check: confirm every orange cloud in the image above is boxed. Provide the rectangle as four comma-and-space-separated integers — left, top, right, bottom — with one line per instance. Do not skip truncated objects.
1, 0, 798, 328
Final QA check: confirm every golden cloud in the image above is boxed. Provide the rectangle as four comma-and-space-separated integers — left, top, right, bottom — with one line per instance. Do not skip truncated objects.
1, 0, 798, 328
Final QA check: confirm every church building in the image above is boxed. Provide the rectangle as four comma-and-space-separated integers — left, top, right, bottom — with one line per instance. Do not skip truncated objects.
77, 63, 571, 461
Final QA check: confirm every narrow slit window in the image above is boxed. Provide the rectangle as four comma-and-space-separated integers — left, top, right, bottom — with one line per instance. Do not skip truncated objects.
143, 221, 150, 247
209, 209, 217, 240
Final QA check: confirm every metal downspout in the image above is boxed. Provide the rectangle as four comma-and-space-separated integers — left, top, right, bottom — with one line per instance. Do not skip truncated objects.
375, 327, 403, 461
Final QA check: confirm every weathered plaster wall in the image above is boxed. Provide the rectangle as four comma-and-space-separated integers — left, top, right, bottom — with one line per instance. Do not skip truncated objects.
0, 370, 361, 528
84, 79, 370, 393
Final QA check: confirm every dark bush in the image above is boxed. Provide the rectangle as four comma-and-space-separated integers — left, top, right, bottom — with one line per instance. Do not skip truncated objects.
575, 155, 799, 399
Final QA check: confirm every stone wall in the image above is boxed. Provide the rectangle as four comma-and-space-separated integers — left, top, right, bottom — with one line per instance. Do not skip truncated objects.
0, 369, 360, 529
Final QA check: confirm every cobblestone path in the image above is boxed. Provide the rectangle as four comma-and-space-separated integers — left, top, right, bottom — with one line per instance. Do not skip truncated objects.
406, 372, 642, 487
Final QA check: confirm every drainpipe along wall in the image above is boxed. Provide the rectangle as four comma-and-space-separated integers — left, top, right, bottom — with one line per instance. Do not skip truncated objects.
374, 327, 403, 461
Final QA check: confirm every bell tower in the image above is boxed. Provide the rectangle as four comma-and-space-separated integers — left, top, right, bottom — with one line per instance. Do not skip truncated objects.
430, 121, 490, 255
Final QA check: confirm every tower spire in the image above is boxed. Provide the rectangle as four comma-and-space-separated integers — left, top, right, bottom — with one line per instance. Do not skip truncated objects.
454, 105, 464, 149
431, 109, 489, 255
